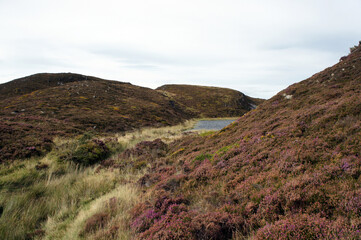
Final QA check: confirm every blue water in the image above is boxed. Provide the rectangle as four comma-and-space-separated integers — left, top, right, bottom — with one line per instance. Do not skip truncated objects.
192, 119, 236, 131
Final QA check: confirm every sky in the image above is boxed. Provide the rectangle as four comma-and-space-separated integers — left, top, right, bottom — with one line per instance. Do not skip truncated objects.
0, 0, 360, 98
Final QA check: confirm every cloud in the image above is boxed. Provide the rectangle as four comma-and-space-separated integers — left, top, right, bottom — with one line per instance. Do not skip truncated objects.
0, 0, 360, 98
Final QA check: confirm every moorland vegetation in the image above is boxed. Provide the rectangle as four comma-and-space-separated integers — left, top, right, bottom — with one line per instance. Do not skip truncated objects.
0, 74, 259, 161
0, 42, 360, 239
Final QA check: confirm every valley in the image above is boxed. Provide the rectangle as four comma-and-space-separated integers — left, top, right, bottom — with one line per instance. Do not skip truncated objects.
0, 42, 360, 239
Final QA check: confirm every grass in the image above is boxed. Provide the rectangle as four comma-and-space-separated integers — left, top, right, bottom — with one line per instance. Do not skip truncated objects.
196, 117, 239, 121
44, 169, 144, 240
0, 119, 199, 240
0, 159, 125, 240
106, 119, 197, 146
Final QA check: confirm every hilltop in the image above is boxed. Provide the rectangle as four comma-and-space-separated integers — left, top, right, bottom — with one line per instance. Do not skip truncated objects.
128, 42, 361, 238
157, 84, 263, 118
0, 73, 191, 131
0, 73, 257, 161
0, 73, 114, 101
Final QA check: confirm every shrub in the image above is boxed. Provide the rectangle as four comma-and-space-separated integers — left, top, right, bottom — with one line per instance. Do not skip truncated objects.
57, 138, 110, 165
255, 214, 359, 240
131, 195, 246, 240
121, 138, 168, 162
70, 139, 110, 165
136, 208, 245, 240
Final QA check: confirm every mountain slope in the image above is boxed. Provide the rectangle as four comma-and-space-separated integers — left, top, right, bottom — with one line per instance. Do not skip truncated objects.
157, 84, 263, 117
0, 74, 190, 161
0, 73, 259, 161
130, 43, 361, 239
0, 73, 112, 101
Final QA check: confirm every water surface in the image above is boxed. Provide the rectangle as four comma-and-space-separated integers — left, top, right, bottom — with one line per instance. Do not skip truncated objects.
192, 119, 236, 131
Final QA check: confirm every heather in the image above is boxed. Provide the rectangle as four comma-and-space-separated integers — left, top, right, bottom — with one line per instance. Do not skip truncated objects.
157, 84, 263, 118
1, 43, 361, 240
0, 73, 256, 161
0, 76, 191, 161
130, 43, 361, 239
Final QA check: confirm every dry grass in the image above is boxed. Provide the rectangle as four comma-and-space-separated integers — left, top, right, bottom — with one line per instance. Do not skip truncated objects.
44, 169, 144, 240
0, 160, 127, 240
111, 119, 197, 146
0, 120, 201, 240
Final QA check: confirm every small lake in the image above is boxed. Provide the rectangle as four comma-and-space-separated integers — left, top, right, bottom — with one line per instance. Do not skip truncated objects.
191, 119, 236, 131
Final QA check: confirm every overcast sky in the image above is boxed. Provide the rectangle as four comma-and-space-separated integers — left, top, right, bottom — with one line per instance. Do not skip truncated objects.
0, 0, 360, 98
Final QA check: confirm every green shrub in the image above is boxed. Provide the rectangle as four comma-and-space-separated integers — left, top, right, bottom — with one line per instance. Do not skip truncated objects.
57, 137, 110, 166
193, 153, 213, 164
70, 139, 110, 165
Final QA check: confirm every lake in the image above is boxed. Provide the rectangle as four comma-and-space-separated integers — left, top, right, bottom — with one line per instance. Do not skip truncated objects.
191, 119, 236, 131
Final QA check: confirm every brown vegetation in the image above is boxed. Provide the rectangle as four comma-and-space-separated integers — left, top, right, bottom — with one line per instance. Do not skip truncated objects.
0, 73, 257, 161
131, 42, 361, 239
157, 84, 263, 118
1, 42, 360, 239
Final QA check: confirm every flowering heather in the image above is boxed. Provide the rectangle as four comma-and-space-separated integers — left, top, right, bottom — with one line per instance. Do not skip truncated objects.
121, 138, 168, 162
132, 195, 245, 240
255, 214, 360, 240
132, 43, 361, 239
1, 43, 361, 239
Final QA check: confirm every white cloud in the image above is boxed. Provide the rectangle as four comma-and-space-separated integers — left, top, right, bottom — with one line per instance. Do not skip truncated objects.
0, 0, 360, 98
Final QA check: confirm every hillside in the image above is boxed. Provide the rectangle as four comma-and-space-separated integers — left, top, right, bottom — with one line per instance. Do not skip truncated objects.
128, 43, 361, 238
157, 84, 263, 117
0, 73, 111, 101
0, 43, 360, 240
0, 73, 191, 161
0, 73, 258, 161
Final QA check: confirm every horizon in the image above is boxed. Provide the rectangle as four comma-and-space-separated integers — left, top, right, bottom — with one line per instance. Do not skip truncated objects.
0, 71, 274, 99
1, 0, 361, 98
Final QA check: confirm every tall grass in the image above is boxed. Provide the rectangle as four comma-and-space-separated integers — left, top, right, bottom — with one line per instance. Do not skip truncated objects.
0, 119, 198, 240
111, 119, 196, 146
43, 169, 144, 240
0, 159, 127, 239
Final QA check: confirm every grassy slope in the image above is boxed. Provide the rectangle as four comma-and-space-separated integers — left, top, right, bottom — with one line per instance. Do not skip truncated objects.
156, 84, 263, 118
0, 121, 196, 240
130, 44, 361, 239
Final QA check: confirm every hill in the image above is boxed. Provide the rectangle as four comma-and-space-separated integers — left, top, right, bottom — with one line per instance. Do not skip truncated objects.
157, 84, 263, 117
128, 42, 361, 238
0, 73, 111, 101
0, 73, 191, 161
0, 73, 257, 161
0, 42, 360, 240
